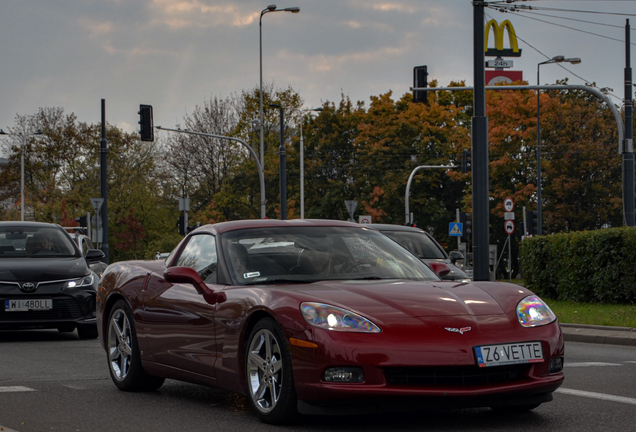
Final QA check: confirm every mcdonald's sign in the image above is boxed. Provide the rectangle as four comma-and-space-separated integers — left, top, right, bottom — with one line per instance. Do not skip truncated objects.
485, 19, 522, 57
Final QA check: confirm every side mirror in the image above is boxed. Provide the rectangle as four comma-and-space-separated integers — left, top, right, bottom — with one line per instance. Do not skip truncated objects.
85, 249, 105, 263
428, 262, 451, 277
448, 251, 464, 265
163, 266, 226, 304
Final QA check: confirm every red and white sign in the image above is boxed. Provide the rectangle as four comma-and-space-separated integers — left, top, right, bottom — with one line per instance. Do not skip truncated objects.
503, 197, 514, 212
504, 220, 515, 235
359, 215, 372, 224
485, 70, 523, 86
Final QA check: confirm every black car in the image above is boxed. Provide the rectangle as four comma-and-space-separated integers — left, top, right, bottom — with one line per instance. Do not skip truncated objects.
66, 229, 108, 278
370, 224, 471, 282
0, 222, 105, 339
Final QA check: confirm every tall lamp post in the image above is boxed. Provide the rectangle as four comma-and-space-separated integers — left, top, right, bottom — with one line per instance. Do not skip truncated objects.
291, 107, 322, 219
537, 55, 581, 235
0, 129, 43, 221
270, 103, 287, 219
259, 4, 300, 168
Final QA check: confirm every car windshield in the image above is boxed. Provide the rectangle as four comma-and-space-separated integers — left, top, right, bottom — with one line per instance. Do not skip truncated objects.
0, 226, 80, 258
221, 226, 440, 285
381, 230, 446, 259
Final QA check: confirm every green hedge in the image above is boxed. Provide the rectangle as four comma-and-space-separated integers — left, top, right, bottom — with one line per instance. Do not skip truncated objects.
520, 227, 636, 304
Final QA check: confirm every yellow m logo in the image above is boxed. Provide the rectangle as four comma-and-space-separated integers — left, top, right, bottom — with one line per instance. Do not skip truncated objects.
485, 19, 522, 57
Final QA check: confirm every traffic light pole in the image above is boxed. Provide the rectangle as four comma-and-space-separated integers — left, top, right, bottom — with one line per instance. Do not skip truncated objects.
156, 126, 267, 219
472, 1, 490, 281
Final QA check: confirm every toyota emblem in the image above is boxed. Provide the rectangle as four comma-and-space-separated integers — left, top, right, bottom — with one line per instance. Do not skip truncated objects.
20, 282, 37, 293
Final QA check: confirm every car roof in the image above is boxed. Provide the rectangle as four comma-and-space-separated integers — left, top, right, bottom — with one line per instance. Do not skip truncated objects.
366, 223, 427, 233
0, 221, 64, 229
190, 219, 364, 235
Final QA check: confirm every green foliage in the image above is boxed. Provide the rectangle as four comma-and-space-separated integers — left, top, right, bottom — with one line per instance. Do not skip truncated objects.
520, 228, 636, 304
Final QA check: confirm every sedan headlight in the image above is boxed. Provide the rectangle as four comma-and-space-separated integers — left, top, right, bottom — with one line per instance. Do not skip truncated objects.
516, 295, 557, 327
300, 302, 381, 333
66, 274, 95, 289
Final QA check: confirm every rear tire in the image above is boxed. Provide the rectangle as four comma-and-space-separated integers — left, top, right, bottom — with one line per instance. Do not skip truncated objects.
106, 300, 165, 391
245, 317, 298, 424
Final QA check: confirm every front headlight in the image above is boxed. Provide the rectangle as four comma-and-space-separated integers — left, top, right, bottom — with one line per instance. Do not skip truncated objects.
516, 295, 557, 327
300, 302, 381, 333
66, 274, 95, 289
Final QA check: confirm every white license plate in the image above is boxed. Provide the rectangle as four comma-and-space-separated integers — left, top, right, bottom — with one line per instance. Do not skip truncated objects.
475, 341, 543, 367
4, 299, 53, 312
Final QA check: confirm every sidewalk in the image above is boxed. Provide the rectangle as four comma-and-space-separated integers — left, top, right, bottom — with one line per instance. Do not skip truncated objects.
561, 323, 636, 346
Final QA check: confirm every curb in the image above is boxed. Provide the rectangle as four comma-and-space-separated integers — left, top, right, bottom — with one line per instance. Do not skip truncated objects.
560, 323, 636, 347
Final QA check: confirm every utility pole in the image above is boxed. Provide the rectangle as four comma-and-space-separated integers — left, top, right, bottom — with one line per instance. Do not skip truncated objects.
100, 99, 109, 264
472, 1, 490, 281
624, 19, 634, 226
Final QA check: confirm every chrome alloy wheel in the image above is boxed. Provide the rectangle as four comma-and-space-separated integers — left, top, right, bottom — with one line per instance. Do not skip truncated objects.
247, 328, 284, 413
108, 308, 133, 381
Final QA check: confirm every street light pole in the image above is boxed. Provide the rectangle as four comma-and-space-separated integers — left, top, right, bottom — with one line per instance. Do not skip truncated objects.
537, 56, 581, 235
0, 129, 43, 221
270, 103, 287, 219
291, 107, 322, 219
259, 4, 300, 168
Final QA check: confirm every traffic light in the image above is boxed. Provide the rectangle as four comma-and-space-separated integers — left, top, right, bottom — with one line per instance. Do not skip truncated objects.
525, 210, 537, 236
138, 104, 154, 142
459, 212, 472, 243
75, 215, 87, 227
177, 214, 185, 236
413, 65, 428, 104
461, 149, 472, 173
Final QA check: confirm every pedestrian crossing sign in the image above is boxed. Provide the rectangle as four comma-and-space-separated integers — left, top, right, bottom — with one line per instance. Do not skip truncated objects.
449, 222, 463, 236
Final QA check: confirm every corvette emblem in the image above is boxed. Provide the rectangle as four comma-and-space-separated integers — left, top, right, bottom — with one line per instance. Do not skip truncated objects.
445, 326, 472, 335
20, 282, 37, 293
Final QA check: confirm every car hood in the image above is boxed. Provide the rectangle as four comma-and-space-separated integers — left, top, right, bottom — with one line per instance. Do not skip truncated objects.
297, 279, 507, 319
0, 257, 89, 283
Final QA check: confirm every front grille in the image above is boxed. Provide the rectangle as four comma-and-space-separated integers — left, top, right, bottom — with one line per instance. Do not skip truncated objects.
0, 297, 84, 322
384, 364, 531, 387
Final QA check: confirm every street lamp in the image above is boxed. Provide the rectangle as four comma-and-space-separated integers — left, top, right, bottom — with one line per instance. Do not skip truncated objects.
259, 4, 300, 169
291, 107, 323, 219
269, 103, 287, 219
536, 55, 581, 235
0, 129, 43, 221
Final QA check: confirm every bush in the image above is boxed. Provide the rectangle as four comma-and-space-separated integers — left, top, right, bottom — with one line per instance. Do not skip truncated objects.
520, 227, 636, 304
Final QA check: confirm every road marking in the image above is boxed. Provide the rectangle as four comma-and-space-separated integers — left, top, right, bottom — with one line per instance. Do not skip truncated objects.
564, 362, 622, 367
625, 361, 636, 364
556, 388, 636, 405
0, 386, 35, 393
0, 425, 21, 432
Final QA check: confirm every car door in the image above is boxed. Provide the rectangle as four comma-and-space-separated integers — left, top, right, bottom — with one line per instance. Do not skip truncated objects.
139, 233, 220, 378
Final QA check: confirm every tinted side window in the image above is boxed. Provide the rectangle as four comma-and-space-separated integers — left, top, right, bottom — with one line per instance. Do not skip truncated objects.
176, 234, 218, 284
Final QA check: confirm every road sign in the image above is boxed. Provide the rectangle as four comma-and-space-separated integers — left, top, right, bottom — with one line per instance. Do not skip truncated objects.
505, 220, 515, 235
504, 212, 515, 220
90, 197, 104, 213
504, 197, 514, 212
359, 215, 372, 224
344, 200, 358, 221
449, 222, 463, 236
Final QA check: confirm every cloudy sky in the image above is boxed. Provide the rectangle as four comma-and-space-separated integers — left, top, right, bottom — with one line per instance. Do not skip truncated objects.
0, 0, 634, 135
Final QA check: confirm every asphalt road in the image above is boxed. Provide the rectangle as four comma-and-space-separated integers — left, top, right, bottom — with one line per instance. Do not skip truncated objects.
0, 329, 635, 432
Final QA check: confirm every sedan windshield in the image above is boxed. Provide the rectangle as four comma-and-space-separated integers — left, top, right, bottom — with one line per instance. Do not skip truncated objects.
221, 226, 440, 285
0, 226, 80, 258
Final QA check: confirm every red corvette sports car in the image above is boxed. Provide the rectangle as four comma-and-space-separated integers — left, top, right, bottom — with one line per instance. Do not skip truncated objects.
96, 219, 564, 424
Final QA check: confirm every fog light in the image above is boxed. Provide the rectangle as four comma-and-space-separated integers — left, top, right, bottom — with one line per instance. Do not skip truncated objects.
323, 367, 364, 383
549, 357, 564, 373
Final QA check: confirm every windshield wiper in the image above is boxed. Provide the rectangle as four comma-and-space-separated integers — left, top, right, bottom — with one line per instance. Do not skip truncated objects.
242, 278, 314, 286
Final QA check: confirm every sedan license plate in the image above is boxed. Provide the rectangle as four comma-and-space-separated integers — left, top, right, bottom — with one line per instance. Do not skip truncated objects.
475, 341, 543, 367
4, 299, 53, 312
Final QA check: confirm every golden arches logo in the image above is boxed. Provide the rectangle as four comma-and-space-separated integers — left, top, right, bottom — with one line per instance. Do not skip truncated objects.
485, 19, 522, 57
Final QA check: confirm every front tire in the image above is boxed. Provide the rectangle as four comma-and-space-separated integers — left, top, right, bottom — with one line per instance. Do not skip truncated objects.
245, 318, 298, 424
107, 300, 165, 391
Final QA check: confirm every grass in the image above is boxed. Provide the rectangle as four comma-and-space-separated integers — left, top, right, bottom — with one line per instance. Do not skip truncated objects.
545, 300, 636, 328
